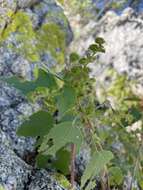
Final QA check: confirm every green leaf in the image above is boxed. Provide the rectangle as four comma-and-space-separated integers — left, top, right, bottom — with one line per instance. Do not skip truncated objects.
39, 121, 83, 156
53, 149, 71, 175
70, 52, 80, 62
89, 44, 99, 52
79, 58, 87, 65
36, 149, 70, 175
56, 85, 77, 117
36, 154, 51, 168
17, 111, 54, 137
109, 167, 123, 186
95, 37, 105, 45
85, 180, 97, 190
89, 44, 105, 53
129, 107, 142, 122
2, 69, 57, 95
81, 150, 114, 188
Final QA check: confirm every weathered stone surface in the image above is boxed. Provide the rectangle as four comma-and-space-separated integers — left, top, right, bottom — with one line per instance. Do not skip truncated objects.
0, 0, 73, 78
28, 170, 67, 190
0, 131, 32, 190
70, 8, 143, 92
75, 147, 90, 178
0, 1, 73, 189
0, 82, 38, 157
94, 8, 143, 82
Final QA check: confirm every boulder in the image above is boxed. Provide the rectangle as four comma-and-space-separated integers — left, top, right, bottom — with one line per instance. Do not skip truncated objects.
0, 0, 73, 78
70, 8, 143, 92
0, 0, 73, 189
0, 131, 31, 190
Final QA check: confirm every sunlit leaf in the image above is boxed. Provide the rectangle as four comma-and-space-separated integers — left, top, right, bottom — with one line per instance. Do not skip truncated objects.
39, 121, 83, 156
2, 69, 57, 95
81, 150, 114, 188
17, 111, 54, 137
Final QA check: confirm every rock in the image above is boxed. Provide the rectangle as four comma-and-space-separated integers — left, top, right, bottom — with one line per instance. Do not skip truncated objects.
0, 131, 32, 190
94, 8, 143, 82
0, 82, 37, 157
75, 147, 91, 178
18, 0, 40, 8
28, 170, 67, 190
0, 1, 75, 189
70, 8, 143, 88
0, 0, 73, 78
0, 0, 73, 157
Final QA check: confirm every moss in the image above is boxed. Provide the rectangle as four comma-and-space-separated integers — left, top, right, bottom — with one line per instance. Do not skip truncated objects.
0, 185, 5, 190
0, 11, 66, 69
0, 11, 39, 62
37, 23, 66, 67
57, 0, 64, 6
53, 173, 71, 189
45, 10, 68, 29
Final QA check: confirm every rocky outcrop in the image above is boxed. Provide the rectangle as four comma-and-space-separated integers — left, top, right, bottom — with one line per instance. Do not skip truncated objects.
0, 0, 73, 189
0, 131, 31, 189
28, 170, 68, 190
0, 0, 73, 78
70, 8, 143, 93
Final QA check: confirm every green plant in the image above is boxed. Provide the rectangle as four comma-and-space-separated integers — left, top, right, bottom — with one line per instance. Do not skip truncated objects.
3, 35, 115, 188
2, 12, 143, 189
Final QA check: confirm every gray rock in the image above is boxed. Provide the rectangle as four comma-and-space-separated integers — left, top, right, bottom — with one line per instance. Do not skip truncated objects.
94, 8, 143, 82
75, 147, 91, 177
0, 0, 73, 78
18, 0, 40, 8
28, 170, 67, 190
70, 8, 143, 90
0, 82, 37, 157
0, 131, 32, 190
0, 0, 73, 157
0, 1, 75, 189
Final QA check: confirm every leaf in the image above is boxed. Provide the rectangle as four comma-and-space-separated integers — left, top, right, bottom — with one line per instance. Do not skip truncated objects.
89, 44, 99, 52
2, 69, 57, 95
53, 149, 71, 175
70, 52, 80, 62
17, 111, 54, 137
36, 149, 70, 175
85, 180, 97, 190
89, 44, 105, 53
36, 154, 51, 168
56, 85, 77, 117
81, 150, 114, 188
60, 113, 76, 123
79, 58, 87, 65
129, 107, 142, 122
95, 37, 105, 45
39, 121, 83, 156
109, 167, 123, 186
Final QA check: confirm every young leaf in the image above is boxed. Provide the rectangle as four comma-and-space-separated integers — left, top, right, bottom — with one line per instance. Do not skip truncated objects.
109, 167, 123, 186
17, 111, 54, 137
2, 69, 57, 95
39, 121, 83, 156
81, 150, 114, 188
56, 86, 77, 117
95, 37, 105, 45
70, 52, 80, 62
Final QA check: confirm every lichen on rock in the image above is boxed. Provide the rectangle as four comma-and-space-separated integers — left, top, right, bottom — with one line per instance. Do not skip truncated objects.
0, 1, 73, 189
0, 0, 73, 78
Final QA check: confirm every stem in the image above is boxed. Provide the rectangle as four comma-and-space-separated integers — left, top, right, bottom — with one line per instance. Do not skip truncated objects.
70, 143, 76, 190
